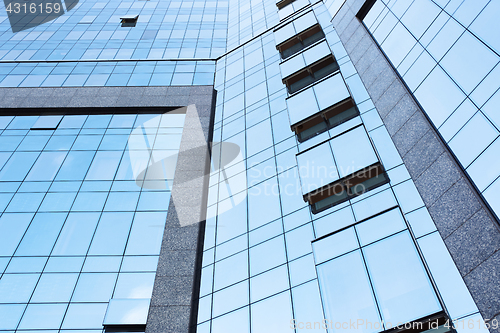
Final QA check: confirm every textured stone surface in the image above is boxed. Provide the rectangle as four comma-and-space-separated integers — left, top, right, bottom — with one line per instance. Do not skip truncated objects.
445, 209, 500, 276
0, 85, 213, 110
403, 130, 443, 179
464, 249, 500, 319
147, 306, 191, 333
414, 153, 461, 206
151, 276, 195, 306
392, 111, 430, 157
428, 178, 482, 239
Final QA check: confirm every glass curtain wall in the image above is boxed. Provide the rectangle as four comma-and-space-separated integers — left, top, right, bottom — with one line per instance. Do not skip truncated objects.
0, 112, 185, 331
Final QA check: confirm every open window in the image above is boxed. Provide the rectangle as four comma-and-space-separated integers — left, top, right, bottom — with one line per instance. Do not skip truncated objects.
292, 97, 360, 142
296, 125, 388, 214
307, 162, 388, 213
283, 54, 339, 94
277, 24, 324, 59
276, 0, 294, 10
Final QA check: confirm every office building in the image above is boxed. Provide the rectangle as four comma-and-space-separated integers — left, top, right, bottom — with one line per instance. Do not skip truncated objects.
0, 0, 499, 332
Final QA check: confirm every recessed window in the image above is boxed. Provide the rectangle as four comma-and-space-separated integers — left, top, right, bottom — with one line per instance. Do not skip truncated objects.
120, 15, 139, 27
277, 24, 325, 60
283, 55, 339, 94
293, 97, 360, 142
276, 0, 295, 10
307, 162, 388, 214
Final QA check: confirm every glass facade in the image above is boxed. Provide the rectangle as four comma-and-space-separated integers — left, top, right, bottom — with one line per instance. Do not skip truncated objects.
200, 1, 485, 332
363, 0, 500, 219
0, 0, 496, 332
0, 112, 185, 330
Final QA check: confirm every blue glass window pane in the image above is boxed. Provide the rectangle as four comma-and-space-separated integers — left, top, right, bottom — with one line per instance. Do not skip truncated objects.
39, 192, 77, 212
7, 116, 38, 130
18, 304, 67, 330
0, 304, 25, 330
15, 212, 67, 256
71, 192, 108, 211
296, 141, 338, 193
85, 151, 123, 180
440, 31, 498, 94
31, 273, 79, 303
113, 272, 155, 298
0, 213, 34, 256
31, 116, 63, 129
363, 232, 441, 324
0, 136, 24, 152
99, 135, 129, 150
250, 264, 288, 303
251, 291, 293, 333
0, 152, 40, 181
211, 307, 249, 333
103, 299, 150, 325
213, 250, 248, 291
45, 135, 77, 151
330, 126, 378, 177
59, 115, 87, 129
72, 135, 103, 151
5, 192, 45, 212
355, 208, 406, 246
212, 280, 249, 317
52, 213, 100, 255
0, 273, 40, 303
88, 212, 134, 255
25, 151, 67, 181
83, 257, 122, 273
104, 191, 140, 211
71, 273, 118, 302
5, 257, 47, 273
249, 235, 286, 276
84, 115, 112, 129
17, 135, 50, 151
312, 227, 358, 264
125, 212, 167, 255
317, 250, 382, 333
55, 151, 96, 181
136, 191, 170, 211
61, 303, 108, 329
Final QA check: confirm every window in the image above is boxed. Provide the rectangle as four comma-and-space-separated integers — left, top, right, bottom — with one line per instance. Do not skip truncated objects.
277, 24, 325, 59
276, 0, 295, 10
307, 162, 388, 213
120, 15, 139, 27
283, 55, 339, 94
293, 97, 360, 142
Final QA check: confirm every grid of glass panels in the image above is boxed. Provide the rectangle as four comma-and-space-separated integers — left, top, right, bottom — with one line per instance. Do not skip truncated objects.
363, 0, 500, 217
0, 60, 215, 87
0, 112, 185, 331
0, 0, 228, 61
197, 1, 484, 332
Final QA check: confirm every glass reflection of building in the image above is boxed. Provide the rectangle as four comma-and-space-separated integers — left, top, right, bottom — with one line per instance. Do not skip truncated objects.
0, 0, 499, 332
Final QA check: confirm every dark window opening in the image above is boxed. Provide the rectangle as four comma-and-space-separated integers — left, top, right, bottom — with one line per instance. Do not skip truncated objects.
277, 24, 325, 60
120, 15, 139, 27
276, 0, 295, 10
283, 55, 339, 94
104, 325, 145, 333
357, 0, 377, 20
306, 162, 388, 214
293, 98, 360, 142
